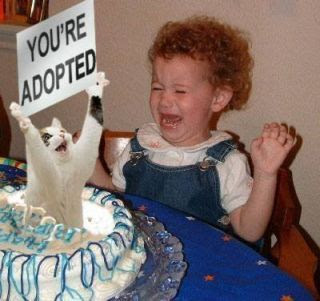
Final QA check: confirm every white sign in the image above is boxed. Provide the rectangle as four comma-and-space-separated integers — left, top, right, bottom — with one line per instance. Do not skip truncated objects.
17, 0, 96, 116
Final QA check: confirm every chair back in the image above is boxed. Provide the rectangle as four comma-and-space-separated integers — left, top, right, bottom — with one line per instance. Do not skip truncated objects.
101, 130, 134, 171
0, 96, 11, 157
264, 168, 319, 298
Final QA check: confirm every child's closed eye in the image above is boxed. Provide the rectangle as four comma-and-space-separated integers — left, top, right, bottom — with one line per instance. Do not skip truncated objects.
175, 90, 186, 94
152, 87, 163, 91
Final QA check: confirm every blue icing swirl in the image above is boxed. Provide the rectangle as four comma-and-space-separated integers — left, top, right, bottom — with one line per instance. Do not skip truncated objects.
0, 185, 145, 300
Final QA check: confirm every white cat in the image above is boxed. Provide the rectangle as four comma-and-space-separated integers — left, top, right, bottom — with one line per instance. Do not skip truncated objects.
10, 72, 109, 228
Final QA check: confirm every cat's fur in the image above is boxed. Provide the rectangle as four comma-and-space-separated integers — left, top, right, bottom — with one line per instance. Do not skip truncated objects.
10, 72, 109, 228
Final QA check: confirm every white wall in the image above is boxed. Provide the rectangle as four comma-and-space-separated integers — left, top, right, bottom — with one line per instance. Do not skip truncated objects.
1, 0, 319, 246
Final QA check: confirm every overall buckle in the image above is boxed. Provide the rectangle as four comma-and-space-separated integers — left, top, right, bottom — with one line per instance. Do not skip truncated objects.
129, 151, 145, 165
198, 156, 217, 171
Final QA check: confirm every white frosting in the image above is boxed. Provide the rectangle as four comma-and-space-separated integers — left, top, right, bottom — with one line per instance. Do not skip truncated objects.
0, 185, 146, 300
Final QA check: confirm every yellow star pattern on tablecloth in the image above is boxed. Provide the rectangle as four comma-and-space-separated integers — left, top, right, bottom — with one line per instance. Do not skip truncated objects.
257, 260, 267, 265
222, 234, 232, 242
281, 295, 294, 301
204, 274, 215, 282
138, 205, 147, 212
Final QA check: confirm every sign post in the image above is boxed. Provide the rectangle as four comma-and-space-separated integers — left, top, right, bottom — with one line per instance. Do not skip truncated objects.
17, 0, 96, 116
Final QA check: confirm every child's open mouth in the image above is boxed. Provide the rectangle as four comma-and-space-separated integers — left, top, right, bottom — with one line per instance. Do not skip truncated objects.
160, 114, 181, 129
55, 142, 67, 152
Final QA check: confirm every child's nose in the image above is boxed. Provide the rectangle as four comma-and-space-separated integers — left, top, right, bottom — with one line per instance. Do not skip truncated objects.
160, 91, 174, 107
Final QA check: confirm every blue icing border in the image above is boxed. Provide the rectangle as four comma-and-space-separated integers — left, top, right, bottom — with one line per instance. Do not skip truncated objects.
0, 185, 145, 300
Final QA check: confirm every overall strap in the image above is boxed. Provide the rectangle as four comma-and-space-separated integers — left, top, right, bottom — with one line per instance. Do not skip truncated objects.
129, 133, 147, 165
206, 139, 237, 162
198, 139, 237, 171
130, 134, 145, 152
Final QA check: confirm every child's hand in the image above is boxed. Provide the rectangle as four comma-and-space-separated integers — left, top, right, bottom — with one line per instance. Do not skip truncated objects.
250, 123, 295, 176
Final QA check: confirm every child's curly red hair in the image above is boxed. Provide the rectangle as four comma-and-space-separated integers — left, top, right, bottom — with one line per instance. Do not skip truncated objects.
148, 16, 253, 110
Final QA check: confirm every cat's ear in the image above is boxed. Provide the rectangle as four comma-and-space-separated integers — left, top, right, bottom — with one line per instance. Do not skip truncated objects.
51, 117, 62, 128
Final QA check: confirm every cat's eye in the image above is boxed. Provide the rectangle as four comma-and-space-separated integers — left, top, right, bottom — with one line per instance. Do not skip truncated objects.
41, 133, 53, 146
42, 133, 51, 140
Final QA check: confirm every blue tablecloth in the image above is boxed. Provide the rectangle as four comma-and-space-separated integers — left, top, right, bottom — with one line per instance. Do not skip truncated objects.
0, 158, 314, 301
125, 194, 314, 301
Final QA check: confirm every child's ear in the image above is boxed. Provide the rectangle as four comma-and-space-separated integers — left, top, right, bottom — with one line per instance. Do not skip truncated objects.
51, 117, 62, 128
210, 87, 233, 112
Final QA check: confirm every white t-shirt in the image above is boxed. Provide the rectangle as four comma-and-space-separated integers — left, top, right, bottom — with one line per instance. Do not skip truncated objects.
112, 123, 253, 213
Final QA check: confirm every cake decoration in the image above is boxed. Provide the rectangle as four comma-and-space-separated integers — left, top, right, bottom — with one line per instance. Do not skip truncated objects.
0, 185, 146, 300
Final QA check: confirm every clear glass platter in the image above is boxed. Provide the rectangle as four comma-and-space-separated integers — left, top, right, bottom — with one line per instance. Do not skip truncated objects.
111, 210, 187, 301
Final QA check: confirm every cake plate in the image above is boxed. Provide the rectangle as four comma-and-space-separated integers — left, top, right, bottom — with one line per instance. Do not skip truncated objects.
111, 210, 187, 301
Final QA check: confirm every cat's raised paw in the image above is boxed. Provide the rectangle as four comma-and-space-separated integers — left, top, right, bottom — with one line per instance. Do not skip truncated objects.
86, 71, 110, 98
97, 72, 110, 87
9, 102, 23, 119
9, 102, 31, 131
19, 118, 31, 132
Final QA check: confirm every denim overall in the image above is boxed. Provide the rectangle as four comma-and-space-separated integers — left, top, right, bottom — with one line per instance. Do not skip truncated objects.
123, 135, 237, 233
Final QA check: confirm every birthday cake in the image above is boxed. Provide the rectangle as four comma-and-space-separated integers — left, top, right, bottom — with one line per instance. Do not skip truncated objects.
0, 185, 146, 300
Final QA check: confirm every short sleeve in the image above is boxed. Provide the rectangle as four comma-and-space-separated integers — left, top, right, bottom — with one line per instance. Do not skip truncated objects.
111, 141, 131, 191
217, 150, 253, 213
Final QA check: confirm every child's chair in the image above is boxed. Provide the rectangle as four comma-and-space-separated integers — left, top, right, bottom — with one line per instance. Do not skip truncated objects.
262, 168, 319, 299
98, 129, 319, 299
0, 96, 11, 157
